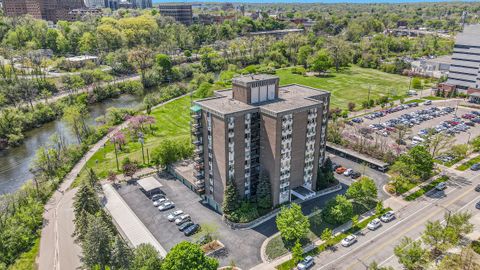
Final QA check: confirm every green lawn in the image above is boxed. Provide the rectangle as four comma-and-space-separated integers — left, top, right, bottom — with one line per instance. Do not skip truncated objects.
457, 155, 480, 171
276, 66, 411, 110
404, 176, 448, 201
77, 95, 192, 182
423, 96, 445, 101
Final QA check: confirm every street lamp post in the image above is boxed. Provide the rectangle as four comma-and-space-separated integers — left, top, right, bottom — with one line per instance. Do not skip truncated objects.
138, 132, 145, 164
112, 138, 120, 171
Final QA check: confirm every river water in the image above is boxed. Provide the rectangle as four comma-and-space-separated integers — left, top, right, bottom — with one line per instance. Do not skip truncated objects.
0, 94, 144, 194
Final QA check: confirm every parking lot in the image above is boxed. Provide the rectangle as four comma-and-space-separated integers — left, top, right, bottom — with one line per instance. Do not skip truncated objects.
117, 173, 268, 269
328, 154, 391, 200
350, 100, 480, 148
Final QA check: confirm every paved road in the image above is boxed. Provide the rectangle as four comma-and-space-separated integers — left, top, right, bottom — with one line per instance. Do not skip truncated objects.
36, 92, 185, 270
310, 170, 480, 270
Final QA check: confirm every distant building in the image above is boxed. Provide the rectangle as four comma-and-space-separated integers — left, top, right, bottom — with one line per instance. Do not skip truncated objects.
131, 0, 152, 9
198, 14, 235, 25
68, 8, 102, 20
191, 75, 330, 211
3, 0, 85, 22
158, 3, 192, 25
248, 28, 304, 39
104, 0, 118, 10
84, 0, 104, 8
411, 55, 453, 78
445, 24, 480, 93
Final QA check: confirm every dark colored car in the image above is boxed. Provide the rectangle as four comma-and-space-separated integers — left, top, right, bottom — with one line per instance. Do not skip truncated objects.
465, 121, 475, 127
184, 224, 200, 236
475, 184, 480, 192
471, 163, 480, 171
178, 221, 194, 231
350, 172, 361, 179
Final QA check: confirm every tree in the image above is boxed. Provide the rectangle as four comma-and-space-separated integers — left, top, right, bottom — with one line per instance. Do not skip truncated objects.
368, 261, 395, 270
297, 45, 313, 68
375, 201, 384, 215
128, 46, 153, 87
321, 228, 333, 247
81, 215, 113, 270
73, 184, 100, 240
162, 241, 218, 270
256, 173, 272, 210
394, 237, 429, 270
326, 36, 352, 72
110, 236, 133, 270
438, 247, 479, 270
412, 77, 422, 90
291, 240, 304, 264
155, 53, 172, 79
422, 220, 454, 256
151, 139, 193, 170
348, 102, 356, 111
276, 203, 310, 243
397, 146, 434, 180
424, 131, 453, 157
122, 157, 138, 180
196, 82, 213, 99
222, 181, 240, 216
316, 157, 336, 190
345, 177, 378, 208
322, 195, 354, 225
309, 49, 332, 74
132, 243, 163, 270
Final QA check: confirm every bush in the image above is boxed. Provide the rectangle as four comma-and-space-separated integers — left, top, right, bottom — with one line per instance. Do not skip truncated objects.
227, 201, 260, 223
321, 195, 354, 225
291, 66, 306, 75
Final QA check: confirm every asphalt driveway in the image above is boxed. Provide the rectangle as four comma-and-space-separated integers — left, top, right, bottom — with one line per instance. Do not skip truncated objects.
117, 172, 346, 269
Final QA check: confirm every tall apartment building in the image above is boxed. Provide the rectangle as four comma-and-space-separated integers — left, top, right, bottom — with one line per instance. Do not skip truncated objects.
191, 75, 330, 211
445, 24, 480, 93
84, 0, 105, 8
158, 3, 193, 25
104, 0, 119, 10
3, 0, 85, 22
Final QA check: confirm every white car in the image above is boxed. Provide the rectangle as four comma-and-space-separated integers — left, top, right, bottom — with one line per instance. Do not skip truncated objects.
158, 201, 175, 211
153, 198, 168, 207
167, 210, 184, 222
435, 182, 447, 191
380, 211, 395, 222
367, 218, 382, 230
297, 256, 314, 270
343, 168, 353, 176
175, 214, 191, 225
341, 235, 357, 247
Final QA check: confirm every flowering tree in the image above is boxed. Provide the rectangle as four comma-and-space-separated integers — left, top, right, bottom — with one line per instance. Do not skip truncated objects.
111, 131, 126, 150
129, 115, 156, 133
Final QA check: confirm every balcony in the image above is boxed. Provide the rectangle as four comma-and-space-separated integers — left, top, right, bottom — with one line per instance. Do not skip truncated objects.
193, 140, 202, 146
228, 131, 234, 138
194, 156, 204, 162
192, 123, 202, 129
194, 148, 203, 155
194, 172, 204, 179
192, 113, 201, 120
196, 188, 205, 194
195, 180, 205, 187
191, 129, 201, 136
228, 122, 234, 129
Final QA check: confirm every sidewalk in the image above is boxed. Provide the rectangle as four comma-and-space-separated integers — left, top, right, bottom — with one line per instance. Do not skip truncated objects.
102, 184, 167, 257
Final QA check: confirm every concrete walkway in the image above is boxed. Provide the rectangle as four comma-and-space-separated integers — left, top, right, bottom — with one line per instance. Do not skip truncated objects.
102, 184, 167, 256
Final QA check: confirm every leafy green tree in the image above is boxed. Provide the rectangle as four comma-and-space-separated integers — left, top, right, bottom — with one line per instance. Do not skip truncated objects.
276, 203, 310, 243
422, 220, 455, 256
316, 157, 336, 190
297, 45, 313, 68
394, 237, 429, 270
326, 36, 352, 72
291, 240, 304, 264
345, 176, 378, 208
256, 173, 272, 210
196, 82, 213, 99
368, 261, 395, 270
81, 215, 113, 270
309, 49, 332, 74
111, 236, 133, 270
398, 146, 434, 180
411, 77, 422, 90
150, 139, 193, 169
222, 181, 240, 216
321, 228, 333, 246
122, 157, 138, 179
162, 241, 218, 270
322, 195, 354, 225
132, 243, 163, 270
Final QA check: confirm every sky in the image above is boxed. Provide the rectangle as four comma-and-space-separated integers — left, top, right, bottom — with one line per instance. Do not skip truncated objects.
153, 0, 478, 3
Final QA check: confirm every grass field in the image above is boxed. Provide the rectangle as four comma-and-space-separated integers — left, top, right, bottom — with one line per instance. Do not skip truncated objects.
77, 95, 192, 181
276, 66, 411, 110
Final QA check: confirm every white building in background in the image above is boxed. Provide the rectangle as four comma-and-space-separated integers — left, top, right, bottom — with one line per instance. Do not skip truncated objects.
84, 0, 104, 8
446, 24, 480, 93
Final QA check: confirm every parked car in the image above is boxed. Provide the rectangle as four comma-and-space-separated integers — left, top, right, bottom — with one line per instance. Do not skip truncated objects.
423, 100, 432, 105
470, 163, 480, 171
153, 198, 168, 207
435, 182, 447, 191
341, 235, 357, 247
175, 214, 191, 225
158, 201, 175, 211
151, 194, 165, 201
297, 256, 314, 270
343, 168, 353, 176
184, 224, 200, 236
476, 201, 480, 210
335, 167, 347, 174
380, 211, 395, 222
350, 171, 361, 179
475, 184, 480, 192
352, 118, 363, 123
367, 218, 382, 230
178, 221, 194, 231
167, 210, 184, 222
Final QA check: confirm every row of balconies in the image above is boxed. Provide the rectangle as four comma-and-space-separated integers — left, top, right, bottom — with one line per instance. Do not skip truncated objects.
280, 181, 290, 189
194, 147, 203, 155
280, 171, 290, 180
228, 121, 234, 129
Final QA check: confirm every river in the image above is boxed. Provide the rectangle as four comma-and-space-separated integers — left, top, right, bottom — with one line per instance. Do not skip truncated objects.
0, 94, 144, 194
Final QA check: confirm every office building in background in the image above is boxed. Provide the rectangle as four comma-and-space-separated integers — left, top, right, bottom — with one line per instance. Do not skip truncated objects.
3, 0, 85, 22
158, 3, 192, 25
